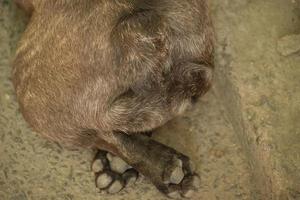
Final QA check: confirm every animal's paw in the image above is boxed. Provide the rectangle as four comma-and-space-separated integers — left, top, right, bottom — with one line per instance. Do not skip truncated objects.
91, 150, 138, 194
160, 156, 200, 199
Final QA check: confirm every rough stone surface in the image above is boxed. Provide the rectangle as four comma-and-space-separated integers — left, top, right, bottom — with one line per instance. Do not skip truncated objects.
1, 0, 299, 200
277, 34, 300, 56
212, 0, 300, 199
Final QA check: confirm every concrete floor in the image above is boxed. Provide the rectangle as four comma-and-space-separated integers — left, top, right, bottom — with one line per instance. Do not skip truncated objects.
0, 0, 299, 200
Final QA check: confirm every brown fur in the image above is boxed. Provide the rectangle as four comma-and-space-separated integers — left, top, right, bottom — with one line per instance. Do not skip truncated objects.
12, 0, 214, 196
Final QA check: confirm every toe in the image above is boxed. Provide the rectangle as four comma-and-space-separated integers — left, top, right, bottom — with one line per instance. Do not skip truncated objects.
108, 179, 124, 194
167, 191, 181, 199
122, 169, 138, 186
92, 150, 109, 173
163, 157, 185, 184
169, 159, 185, 184
92, 158, 104, 173
93, 151, 138, 194
96, 172, 113, 189
181, 174, 200, 198
166, 185, 182, 199
107, 153, 132, 174
159, 155, 200, 198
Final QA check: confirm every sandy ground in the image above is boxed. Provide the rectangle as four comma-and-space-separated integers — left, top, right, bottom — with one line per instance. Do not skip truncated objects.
212, 0, 300, 199
0, 0, 299, 200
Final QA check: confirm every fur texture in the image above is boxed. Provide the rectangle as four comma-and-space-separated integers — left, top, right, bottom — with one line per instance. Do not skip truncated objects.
13, 0, 214, 196
13, 0, 214, 147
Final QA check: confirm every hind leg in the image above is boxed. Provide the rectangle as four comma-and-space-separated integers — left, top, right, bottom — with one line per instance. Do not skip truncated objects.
102, 61, 213, 134
95, 132, 200, 198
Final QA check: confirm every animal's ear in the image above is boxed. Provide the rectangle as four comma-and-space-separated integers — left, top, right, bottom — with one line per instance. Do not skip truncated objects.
14, 0, 34, 17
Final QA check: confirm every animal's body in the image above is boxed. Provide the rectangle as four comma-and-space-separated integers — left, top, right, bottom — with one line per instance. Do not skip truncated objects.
13, 0, 214, 198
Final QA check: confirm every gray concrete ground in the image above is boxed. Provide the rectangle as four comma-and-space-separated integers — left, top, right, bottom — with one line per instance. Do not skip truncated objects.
0, 0, 299, 200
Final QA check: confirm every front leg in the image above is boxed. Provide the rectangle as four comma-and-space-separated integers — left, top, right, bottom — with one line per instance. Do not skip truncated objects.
96, 132, 200, 198
90, 132, 153, 194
